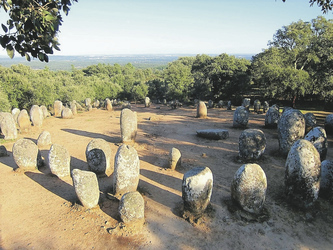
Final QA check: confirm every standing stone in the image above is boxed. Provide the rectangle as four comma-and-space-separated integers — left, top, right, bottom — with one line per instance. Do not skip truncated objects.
182, 166, 213, 221
324, 114, 333, 135
277, 109, 305, 156
0, 112, 17, 140
86, 138, 112, 176
231, 163, 267, 214
37, 130, 52, 148
0, 145, 7, 157
217, 100, 224, 108
227, 101, 232, 110
87, 104, 92, 111
11, 108, 20, 124
120, 108, 137, 143
320, 160, 333, 198
54, 100, 63, 117
304, 113, 317, 133
144, 97, 151, 107
263, 101, 269, 113
30, 105, 43, 127
196, 101, 207, 118
239, 129, 266, 160
253, 99, 261, 113
61, 107, 73, 119
265, 105, 280, 128
17, 109, 31, 132
40, 105, 50, 119
119, 191, 145, 225
113, 144, 140, 198
105, 98, 112, 111
72, 169, 100, 209
48, 144, 70, 178
93, 100, 100, 108
85, 98, 91, 107
208, 100, 214, 109
70, 101, 77, 115
242, 98, 251, 110
285, 139, 321, 209
169, 147, 181, 170
12, 139, 43, 170
304, 126, 328, 161
233, 106, 249, 128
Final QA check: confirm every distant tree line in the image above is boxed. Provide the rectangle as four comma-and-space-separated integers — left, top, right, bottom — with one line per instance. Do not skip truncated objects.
1, 16, 333, 112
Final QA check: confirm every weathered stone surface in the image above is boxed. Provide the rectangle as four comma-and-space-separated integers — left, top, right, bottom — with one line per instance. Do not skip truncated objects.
72, 169, 100, 209
217, 100, 224, 108
196, 101, 207, 118
196, 129, 229, 140
265, 105, 280, 128
61, 107, 73, 119
324, 114, 333, 135
70, 101, 77, 115
285, 139, 321, 209
320, 160, 333, 198
11, 108, 20, 124
93, 100, 100, 108
119, 191, 145, 224
54, 100, 63, 117
239, 129, 266, 160
85, 98, 91, 107
87, 104, 93, 111
30, 105, 43, 127
253, 99, 261, 113
233, 106, 249, 128
144, 97, 151, 107
120, 108, 137, 143
12, 139, 43, 170
0, 145, 7, 157
304, 126, 327, 161
0, 112, 17, 140
48, 144, 70, 178
304, 113, 316, 133
242, 98, 251, 110
86, 138, 112, 176
231, 163, 267, 214
263, 101, 269, 113
277, 109, 305, 156
105, 98, 112, 111
37, 130, 52, 148
182, 166, 213, 219
113, 145, 140, 198
40, 105, 50, 119
227, 101, 232, 110
17, 109, 31, 132
208, 100, 214, 109
169, 147, 181, 170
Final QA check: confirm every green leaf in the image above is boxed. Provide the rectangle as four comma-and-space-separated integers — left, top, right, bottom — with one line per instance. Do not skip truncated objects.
1, 24, 8, 33
6, 45, 14, 59
38, 52, 45, 61
25, 53, 31, 62
44, 54, 49, 63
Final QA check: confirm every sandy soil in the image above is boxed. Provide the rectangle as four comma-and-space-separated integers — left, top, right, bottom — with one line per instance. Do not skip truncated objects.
1, 104, 333, 250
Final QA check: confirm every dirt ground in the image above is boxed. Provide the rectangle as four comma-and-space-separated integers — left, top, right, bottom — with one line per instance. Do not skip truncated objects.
1, 104, 333, 250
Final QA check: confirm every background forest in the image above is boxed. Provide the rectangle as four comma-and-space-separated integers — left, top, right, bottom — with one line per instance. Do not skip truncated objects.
1, 16, 333, 112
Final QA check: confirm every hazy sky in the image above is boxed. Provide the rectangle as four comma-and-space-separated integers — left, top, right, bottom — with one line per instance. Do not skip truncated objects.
0, 0, 332, 56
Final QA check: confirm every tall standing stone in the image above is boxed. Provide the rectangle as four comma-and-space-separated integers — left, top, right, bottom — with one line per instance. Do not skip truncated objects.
304, 126, 328, 161
182, 166, 213, 221
85, 98, 91, 107
231, 163, 267, 214
265, 105, 280, 128
253, 99, 261, 113
54, 100, 63, 117
196, 101, 207, 118
48, 144, 71, 178
30, 105, 43, 127
277, 109, 305, 156
105, 98, 112, 111
70, 101, 77, 115
263, 101, 269, 113
285, 139, 321, 209
113, 144, 140, 199
17, 109, 31, 132
37, 130, 52, 148
324, 114, 333, 135
11, 108, 20, 124
144, 97, 151, 107
120, 108, 137, 143
320, 160, 333, 198
0, 112, 17, 140
239, 129, 266, 160
40, 105, 50, 119
86, 138, 112, 176
227, 101, 232, 110
169, 147, 181, 170
119, 191, 145, 226
208, 100, 214, 109
72, 169, 100, 209
233, 106, 249, 128
304, 113, 317, 133
242, 98, 251, 110
12, 139, 43, 170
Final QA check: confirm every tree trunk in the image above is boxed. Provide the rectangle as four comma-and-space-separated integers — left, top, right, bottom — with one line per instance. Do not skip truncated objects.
292, 95, 297, 108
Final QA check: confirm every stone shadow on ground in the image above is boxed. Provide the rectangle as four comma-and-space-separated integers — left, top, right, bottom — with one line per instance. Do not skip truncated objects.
25, 171, 76, 203
61, 129, 120, 143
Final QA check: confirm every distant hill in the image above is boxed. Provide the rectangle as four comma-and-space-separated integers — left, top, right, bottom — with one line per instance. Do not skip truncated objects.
0, 54, 253, 71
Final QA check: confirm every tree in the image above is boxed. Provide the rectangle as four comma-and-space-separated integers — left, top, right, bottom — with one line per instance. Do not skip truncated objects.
0, 0, 77, 62
282, 0, 333, 13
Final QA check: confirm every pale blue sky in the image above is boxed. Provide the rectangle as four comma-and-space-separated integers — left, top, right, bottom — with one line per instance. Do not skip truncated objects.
0, 0, 332, 56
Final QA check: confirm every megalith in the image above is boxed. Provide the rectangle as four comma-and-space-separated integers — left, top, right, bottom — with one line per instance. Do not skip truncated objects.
17, 109, 31, 132
285, 139, 321, 209
12, 139, 43, 170
40, 105, 50, 119
304, 113, 317, 133
320, 160, 333, 199
48, 144, 71, 178
54, 100, 63, 117
105, 98, 112, 111
168, 147, 181, 170
11, 108, 20, 124
227, 101, 232, 110
86, 138, 112, 176
239, 129, 266, 160
30, 105, 43, 127
120, 108, 137, 143
61, 107, 73, 119
85, 98, 91, 107
113, 144, 140, 198
196, 129, 229, 140
119, 191, 145, 226
233, 106, 249, 128
37, 130, 52, 148
304, 126, 327, 161
0, 112, 17, 140
196, 101, 207, 118
324, 114, 333, 135
253, 99, 261, 113
265, 105, 280, 128
144, 97, 151, 107
242, 98, 251, 110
